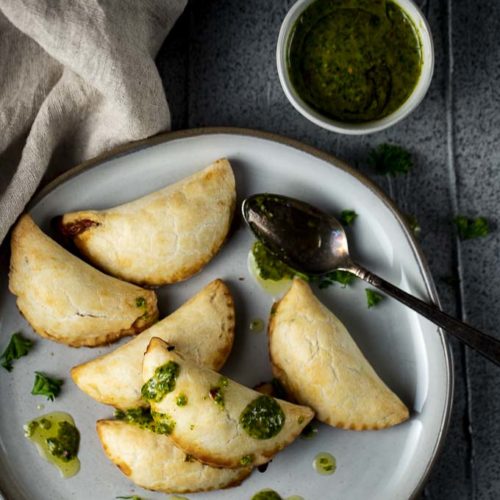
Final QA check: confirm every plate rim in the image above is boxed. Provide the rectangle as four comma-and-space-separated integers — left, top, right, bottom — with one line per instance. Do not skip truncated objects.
9, 126, 452, 500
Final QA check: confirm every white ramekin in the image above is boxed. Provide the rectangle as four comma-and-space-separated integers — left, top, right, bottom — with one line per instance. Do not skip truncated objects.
276, 0, 435, 135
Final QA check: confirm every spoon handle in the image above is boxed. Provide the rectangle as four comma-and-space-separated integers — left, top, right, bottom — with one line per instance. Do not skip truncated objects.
350, 264, 500, 366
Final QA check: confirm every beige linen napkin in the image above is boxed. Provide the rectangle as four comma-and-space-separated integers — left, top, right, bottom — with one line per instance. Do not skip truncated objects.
0, 0, 187, 243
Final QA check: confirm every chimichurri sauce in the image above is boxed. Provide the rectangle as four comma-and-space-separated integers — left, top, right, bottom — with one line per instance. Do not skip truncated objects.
240, 395, 285, 440
24, 412, 80, 478
288, 0, 422, 122
141, 361, 180, 402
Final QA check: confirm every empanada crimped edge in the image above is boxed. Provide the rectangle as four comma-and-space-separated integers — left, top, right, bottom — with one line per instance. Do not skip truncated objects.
268, 278, 409, 431
96, 419, 252, 493
71, 279, 235, 408
9, 214, 158, 347
60, 158, 236, 286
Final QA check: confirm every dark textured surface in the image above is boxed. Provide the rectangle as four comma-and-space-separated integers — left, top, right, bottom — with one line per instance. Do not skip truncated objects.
156, 0, 500, 497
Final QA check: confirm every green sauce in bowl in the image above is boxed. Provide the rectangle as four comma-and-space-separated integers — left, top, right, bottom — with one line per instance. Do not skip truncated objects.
287, 0, 422, 123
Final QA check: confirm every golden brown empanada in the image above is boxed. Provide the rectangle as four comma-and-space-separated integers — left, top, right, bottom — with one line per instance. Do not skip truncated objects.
9, 215, 158, 347
268, 278, 409, 430
60, 159, 236, 286
97, 420, 251, 493
71, 279, 235, 408
142, 337, 314, 468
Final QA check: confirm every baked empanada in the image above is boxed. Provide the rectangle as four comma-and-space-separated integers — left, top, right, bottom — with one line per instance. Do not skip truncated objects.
9, 215, 158, 347
96, 420, 251, 493
142, 337, 314, 468
268, 278, 409, 430
60, 159, 236, 286
71, 279, 235, 408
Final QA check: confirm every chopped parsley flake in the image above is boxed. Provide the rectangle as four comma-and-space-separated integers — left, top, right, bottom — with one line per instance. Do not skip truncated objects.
40, 418, 52, 430
31, 372, 63, 401
1, 332, 33, 372
313, 270, 356, 289
368, 143, 413, 176
176, 393, 188, 406
240, 454, 254, 466
135, 297, 146, 308
366, 289, 385, 308
454, 216, 490, 240
25, 420, 39, 437
340, 209, 358, 226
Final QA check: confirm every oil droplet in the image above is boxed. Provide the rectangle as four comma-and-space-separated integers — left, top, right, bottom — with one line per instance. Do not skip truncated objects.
37, 404, 45, 411
248, 251, 292, 299
313, 451, 336, 475
251, 489, 282, 500
250, 318, 265, 333
24, 412, 80, 478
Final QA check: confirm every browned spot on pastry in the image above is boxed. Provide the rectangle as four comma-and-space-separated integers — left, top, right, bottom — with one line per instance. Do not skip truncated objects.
116, 461, 132, 477
59, 218, 100, 236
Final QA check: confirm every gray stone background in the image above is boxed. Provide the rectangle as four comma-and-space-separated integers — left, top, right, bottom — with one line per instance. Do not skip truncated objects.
156, 0, 500, 498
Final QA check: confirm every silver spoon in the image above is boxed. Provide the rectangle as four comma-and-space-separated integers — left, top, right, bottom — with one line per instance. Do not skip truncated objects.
242, 193, 500, 367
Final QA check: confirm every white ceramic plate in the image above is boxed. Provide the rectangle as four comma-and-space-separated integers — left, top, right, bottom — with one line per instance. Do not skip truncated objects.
0, 129, 452, 500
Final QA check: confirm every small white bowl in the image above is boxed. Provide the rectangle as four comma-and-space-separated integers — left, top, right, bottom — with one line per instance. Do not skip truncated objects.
276, 0, 435, 135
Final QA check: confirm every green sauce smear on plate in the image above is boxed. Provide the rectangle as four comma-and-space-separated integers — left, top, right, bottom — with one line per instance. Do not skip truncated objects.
24, 412, 80, 478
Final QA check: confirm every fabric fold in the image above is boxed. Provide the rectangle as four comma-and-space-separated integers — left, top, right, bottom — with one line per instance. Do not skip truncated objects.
0, 0, 187, 243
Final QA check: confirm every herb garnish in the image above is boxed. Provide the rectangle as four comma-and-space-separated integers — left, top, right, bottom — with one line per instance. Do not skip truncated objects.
31, 372, 63, 401
151, 411, 176, 435
209, 376, 229, 409
368, 144, 413, 176
141, 361, 180, 402
176, 393, 188, 406
1, 332, 33, 371
312, 270, 356, 289
366, 289, 384, 308
46, 421, 80, 462
115, 407, 155, 430
253, 240, 356, 290
135, 297, 146, 308
252, 240, 296, 281
340, 209, 358, 226
240, 395, 285, 440
240, 454, 254, 466
454, 216, 490, 240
